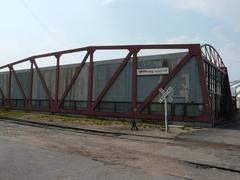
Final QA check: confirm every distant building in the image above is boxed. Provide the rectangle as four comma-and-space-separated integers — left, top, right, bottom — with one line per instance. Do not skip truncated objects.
230, 80, 240, 109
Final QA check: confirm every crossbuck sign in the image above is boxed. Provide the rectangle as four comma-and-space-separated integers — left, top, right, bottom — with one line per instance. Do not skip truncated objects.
159, 86, 174, 132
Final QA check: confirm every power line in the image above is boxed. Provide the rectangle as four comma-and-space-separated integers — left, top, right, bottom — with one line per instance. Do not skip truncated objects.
17, 0, 69, 47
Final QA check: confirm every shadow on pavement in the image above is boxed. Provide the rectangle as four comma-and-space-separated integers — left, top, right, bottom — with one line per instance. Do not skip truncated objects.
218, 112, 240, 130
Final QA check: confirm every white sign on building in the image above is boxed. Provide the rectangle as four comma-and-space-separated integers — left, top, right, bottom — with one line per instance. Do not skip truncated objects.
137, 67, 169, 76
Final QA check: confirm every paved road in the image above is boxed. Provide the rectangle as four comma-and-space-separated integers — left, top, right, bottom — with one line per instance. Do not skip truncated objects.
220, 117, 240, 130
0, 120, 240, 180
178, 118, 240, 146
0, 121, 179, 180
0, 137, 171, 180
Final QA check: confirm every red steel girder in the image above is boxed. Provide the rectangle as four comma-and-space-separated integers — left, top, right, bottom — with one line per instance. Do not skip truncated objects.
137, 52, 193, 113
0, 87, 6, 101
9, 66, 28, 103
87, 51, 94, 110
0, 44, 197, 71
55, 54, 61, 108
8, 68, 12, 105
58, 51, 90, 108
31, 59, 54, 102
93, 51, 133, 110
0, 44, 231, 124
201, 44, 225, 69
28, 62, 34, 107
131, 49, 140, 114
194, 47, 212, 121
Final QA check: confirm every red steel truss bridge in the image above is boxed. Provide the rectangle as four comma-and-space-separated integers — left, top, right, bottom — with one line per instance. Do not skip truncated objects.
0, 44, 234, 124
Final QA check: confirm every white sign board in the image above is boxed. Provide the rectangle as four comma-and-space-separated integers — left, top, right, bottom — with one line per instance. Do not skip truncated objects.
137, 67, 169, 76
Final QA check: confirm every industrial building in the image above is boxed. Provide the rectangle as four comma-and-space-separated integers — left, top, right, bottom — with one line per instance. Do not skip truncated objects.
0, 44, 234, 126
231, 80, 240, 109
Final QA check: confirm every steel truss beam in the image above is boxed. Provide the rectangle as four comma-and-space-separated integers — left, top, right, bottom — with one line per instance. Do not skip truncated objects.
9, 66, 28, 103
201, 44, 225, 69
0, 44, 233, 123
0, 87, 6, 102
93, 52, 132, 110
58, 51, 90, 108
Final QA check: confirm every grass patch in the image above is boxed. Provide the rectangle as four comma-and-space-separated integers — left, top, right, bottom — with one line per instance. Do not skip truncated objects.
0, 109, 29, 118
0, 109, 164, 130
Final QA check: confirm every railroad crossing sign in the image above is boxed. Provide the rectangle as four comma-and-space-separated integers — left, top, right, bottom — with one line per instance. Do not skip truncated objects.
159, 86, 173, 103
158, 86, 174, 133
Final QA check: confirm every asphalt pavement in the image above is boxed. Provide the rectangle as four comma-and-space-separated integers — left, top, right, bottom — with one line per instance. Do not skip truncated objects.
1, 117, 240, 180
0, 131, 175, 180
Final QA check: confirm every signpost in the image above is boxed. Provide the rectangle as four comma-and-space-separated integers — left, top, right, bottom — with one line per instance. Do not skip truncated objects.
159, 86, 173, 133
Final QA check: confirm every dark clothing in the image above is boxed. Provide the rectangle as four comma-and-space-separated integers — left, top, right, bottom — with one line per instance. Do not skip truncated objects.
131, 120, 138, 131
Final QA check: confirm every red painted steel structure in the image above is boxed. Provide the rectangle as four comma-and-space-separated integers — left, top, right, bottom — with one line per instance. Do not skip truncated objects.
201, 44, 234, 117
201, 44, 225, 68
0, 44, 233, 123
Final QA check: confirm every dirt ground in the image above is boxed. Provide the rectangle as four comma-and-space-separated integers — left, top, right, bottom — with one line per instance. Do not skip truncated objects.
0, 118, 240, 180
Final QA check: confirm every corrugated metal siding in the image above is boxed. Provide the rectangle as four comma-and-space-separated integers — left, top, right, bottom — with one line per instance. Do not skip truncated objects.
0, 52, 187, 102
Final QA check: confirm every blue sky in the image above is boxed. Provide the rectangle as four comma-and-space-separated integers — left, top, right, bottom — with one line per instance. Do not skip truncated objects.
0, 0, 239, 80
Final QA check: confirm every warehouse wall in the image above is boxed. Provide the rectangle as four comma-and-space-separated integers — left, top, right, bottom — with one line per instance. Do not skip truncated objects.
96, 53, 187, 102
0, 73, 9, 98
148, 57, 203, 116
0, 52, 187, 103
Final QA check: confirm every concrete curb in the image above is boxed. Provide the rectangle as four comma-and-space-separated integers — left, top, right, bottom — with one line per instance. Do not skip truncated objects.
0, 115, 174, 140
